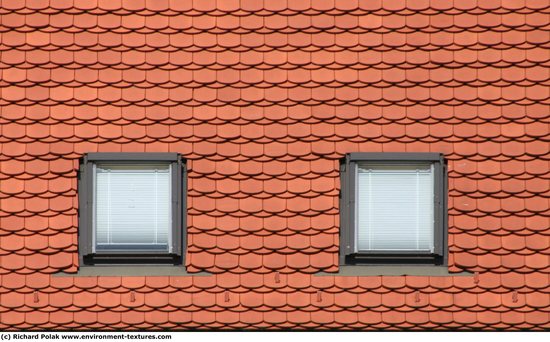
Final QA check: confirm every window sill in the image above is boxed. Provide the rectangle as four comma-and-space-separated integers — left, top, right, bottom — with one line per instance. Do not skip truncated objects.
315, 266, 473, 277
54, 266, 212, 277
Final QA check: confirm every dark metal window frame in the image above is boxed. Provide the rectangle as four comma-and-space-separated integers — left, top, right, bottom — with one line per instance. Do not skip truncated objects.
339, 152, 448, 266
78, 153, 186, 265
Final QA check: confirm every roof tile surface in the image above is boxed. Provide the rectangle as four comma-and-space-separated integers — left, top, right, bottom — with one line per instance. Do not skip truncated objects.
0, 0, 549, 331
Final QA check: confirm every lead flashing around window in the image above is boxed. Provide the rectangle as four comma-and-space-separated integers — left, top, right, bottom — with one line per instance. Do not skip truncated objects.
347, 152, 444, 162
54, 266, 211, 277
85, 152, 179, 162
315, 266, 472, 277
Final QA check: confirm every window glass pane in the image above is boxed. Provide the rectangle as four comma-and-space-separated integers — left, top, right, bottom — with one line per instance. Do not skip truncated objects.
356, 162, 434, 252
94, 163, 171, 252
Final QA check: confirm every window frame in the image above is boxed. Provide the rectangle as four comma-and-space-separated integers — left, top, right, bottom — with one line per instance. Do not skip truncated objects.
78, 153, 186, 265
339, 152, 448, 266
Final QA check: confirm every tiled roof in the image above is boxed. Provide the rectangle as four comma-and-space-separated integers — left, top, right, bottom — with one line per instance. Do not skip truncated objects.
0, 0, 549, 330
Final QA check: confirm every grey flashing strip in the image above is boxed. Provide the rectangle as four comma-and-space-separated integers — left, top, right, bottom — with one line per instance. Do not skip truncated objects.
54, 266, 212, 277
348, 152, 443, 162
86, 152, 180, 162
315, 266, 473, 277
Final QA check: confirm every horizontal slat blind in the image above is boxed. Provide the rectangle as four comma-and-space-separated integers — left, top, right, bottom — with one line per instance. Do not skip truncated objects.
356, 163, 434, 252
94, 163, 171, 252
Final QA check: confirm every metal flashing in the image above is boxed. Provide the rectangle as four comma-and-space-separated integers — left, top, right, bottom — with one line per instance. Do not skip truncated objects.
86, 153, 180, 162
54, 266, 211, 277
316, 266, 473, 277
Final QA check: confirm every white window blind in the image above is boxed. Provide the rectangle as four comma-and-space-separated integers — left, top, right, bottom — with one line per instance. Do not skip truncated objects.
94, 163, 171, 252
356, 162, 434, 252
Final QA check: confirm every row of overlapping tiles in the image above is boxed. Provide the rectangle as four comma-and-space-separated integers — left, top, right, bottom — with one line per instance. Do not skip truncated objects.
0, 0, 547, 11
0, 310, 546, 330
1, 273, 549, 323
0, 7, 548, 109
0, 271, 548, 329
